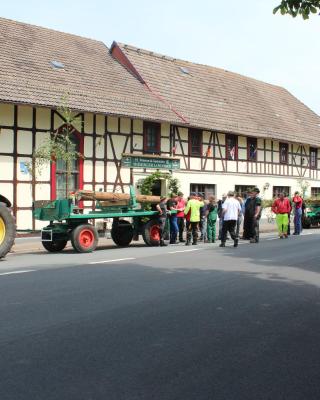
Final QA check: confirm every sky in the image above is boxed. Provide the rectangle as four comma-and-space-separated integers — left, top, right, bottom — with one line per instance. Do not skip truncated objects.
1, 0, 320, 114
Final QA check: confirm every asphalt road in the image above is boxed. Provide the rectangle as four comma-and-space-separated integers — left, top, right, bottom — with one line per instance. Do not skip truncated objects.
1, 231, 320, 400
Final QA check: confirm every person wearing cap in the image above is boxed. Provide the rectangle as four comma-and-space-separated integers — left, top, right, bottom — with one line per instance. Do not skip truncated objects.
292, 191, 303, 235
243, 187, 262, 243
184, 192, 204, 245
167, 193, 179, 244
219, 191, 241, 247
156, 196, 168, 246
176, 191, 186, 242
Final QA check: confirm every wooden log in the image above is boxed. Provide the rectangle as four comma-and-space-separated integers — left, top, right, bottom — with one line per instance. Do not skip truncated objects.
76, 190, 160, 204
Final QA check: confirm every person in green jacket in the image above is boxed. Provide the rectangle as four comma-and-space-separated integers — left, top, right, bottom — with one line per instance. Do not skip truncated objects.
184, 192, 204, 245
206, 195, 218, 243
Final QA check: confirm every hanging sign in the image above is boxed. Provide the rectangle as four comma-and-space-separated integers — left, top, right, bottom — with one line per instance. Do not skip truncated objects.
121, 153, 180, 170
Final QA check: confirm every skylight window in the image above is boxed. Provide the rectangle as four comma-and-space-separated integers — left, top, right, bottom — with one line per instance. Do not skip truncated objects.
50, 60, 65, 69
179, 66, 189, 75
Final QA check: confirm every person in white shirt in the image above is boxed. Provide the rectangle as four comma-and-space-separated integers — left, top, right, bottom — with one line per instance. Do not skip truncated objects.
219, 191, 241, 248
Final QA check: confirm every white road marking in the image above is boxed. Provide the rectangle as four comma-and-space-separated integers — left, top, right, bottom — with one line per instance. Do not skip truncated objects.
169, 249, 201, 254
0, 270, 35, 276
89, 257, 136, 265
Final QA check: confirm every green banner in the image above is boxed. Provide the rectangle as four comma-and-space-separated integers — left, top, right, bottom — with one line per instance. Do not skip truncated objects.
121, 154, 180, 170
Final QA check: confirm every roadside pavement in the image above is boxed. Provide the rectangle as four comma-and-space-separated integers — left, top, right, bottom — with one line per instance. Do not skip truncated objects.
10, 219, 287, 255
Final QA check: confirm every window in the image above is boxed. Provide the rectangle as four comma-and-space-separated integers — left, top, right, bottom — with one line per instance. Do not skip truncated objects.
51, 127, 83, 200
247, 138, 257, 161
273, 186, 290, 198
311, 187, 320, 198
226, 135, 237, 160
188, 129, 202, 156
280, 143, 288, 164
190, 184, 215, 198
310, 147, 317, 169
143, 122, 160, 154
235, 185, 255, 198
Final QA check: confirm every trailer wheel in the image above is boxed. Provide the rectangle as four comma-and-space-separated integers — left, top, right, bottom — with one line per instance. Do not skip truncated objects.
111, 220, 134, 247
71, 224, 98, 253
42, 240, 68, 252
302, 217, 311, 229
142, 219, 162, 246
0, 203, 16, 259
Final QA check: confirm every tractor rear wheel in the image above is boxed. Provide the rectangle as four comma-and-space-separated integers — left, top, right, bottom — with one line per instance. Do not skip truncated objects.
0, 203, 16, 259
71, 224, 98, 253
111, 220, 134, 247
42, 239, 68, 253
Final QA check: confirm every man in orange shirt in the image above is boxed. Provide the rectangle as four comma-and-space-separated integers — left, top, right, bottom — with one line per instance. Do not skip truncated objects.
272, 192, 292, 239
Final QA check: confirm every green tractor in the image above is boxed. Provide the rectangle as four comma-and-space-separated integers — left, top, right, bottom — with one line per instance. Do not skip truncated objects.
302, 203, 320, 229
0, 195, 16, 259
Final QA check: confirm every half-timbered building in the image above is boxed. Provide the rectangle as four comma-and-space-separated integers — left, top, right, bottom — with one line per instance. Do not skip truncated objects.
1, 17, 320, 230
111, 42, 320, 200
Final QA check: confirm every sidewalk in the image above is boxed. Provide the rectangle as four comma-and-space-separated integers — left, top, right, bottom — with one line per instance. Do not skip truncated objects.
9, 220, 280, 255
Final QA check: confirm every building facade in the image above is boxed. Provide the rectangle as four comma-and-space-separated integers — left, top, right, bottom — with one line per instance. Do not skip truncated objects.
1, 18, 320, 230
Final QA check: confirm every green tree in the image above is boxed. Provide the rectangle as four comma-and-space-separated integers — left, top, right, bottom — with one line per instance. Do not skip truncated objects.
273, 0, 320, 19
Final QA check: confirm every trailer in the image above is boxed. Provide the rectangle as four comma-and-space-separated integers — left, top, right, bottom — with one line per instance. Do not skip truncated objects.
33, 187, 171, 253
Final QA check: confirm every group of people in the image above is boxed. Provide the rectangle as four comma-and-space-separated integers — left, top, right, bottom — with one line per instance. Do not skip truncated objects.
156, 188, 305, 247
271, 191, 304, 239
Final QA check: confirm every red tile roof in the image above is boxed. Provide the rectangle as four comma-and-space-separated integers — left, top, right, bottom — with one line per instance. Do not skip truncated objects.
114, 42, 320, 146
0, 18, 181, 124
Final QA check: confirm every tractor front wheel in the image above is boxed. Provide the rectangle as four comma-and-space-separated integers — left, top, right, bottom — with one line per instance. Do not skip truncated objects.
0, 203, 16, 259
71, 224, 98, 253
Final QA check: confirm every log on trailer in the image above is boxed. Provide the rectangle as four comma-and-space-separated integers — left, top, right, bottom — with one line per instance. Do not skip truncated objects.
76, 190, 161, 204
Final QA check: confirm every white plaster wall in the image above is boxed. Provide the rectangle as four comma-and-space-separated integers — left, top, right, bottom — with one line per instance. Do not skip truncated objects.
132, 134, 143, 150
120, 118, 131, 134
96, 114, 105, 135
161, 138, 170, 153
84, 113, 93, 134
0, 129, 14, 153
0, 156, 13, 180
17, 130, 33, 154
95, 161, 104, 183
0, 103, 14, 126
17, 183, 33, 207
161, 123, 170, 137
107, 116, 118, 133
17, 210, 33, 230
84, 136, 93, 158
106, 162, 118, 183
0, 182, 13, 204
178, 127, 188, 141
96, 138, 105, 158
84, 160, 93, 182
190, 157, 202, 170
133, 119, 143, 134
35, 183, 51, 200
18, 105, 32, 128
36, 107, 51, 130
